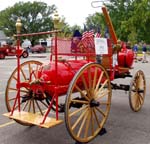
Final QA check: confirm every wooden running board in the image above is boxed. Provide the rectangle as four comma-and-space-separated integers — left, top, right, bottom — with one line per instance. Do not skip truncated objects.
3, 111, 63, 128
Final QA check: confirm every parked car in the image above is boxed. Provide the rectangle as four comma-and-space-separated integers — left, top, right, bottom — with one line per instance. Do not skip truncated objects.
0, 44, 29, 59
30, 45, 46, 53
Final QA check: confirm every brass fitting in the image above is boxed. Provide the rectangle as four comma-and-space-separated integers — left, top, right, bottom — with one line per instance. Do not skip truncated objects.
16, 18, 22, 34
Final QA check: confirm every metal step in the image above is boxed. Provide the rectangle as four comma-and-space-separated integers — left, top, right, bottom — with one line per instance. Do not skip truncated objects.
3, 111, 63, 128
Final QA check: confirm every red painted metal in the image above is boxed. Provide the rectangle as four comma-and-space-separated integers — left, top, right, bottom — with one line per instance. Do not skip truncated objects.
10, 37, 21, 115
118, 43, 134, 68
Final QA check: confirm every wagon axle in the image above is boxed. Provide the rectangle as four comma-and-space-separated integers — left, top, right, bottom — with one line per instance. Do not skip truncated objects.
111, 82, 130, 91
132, 88, 144, 93
70, 97, 100, 108
90, 99, 100, 107
70, 97, 86, 108
21, 90, 46, 103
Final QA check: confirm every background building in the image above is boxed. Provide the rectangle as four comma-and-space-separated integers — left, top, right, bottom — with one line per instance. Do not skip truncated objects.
0, 30, 7, 46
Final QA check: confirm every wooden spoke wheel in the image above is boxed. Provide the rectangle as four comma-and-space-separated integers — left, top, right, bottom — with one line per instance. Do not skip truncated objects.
129, 70, 146, 112
5, 60, 51, 126
22, 51, 29, 58
65, 63, 112, 143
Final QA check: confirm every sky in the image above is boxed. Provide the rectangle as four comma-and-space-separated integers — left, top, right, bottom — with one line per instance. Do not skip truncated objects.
0, 0, 102, 27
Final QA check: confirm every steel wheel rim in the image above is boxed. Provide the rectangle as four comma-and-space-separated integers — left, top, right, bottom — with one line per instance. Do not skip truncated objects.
65, 62, 112, 143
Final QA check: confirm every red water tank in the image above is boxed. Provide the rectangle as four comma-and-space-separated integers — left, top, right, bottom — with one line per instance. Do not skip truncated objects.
118, 49, 134, 68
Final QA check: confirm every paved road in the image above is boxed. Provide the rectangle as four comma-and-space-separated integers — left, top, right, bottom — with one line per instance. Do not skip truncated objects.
0, 53, 150, 144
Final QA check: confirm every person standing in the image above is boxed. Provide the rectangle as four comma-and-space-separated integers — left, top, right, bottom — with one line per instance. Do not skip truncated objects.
71, 30, 82, 53
133, 44, 138, 61
142, 43, 148, 63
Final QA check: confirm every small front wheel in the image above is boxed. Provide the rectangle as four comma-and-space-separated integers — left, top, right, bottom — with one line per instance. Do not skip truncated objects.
129, 70, 146, 112
0, 53, 5, 59
65, 62, 112, 143
22, 51, 29, 58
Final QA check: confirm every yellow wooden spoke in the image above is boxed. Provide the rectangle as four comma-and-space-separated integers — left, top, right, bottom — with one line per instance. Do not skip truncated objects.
72, 108, 88, 131
35, 100, 44, 115
95, 89, 109, 100
77, 109, 89, 137
35, 65, 40, 78
32, 99, 35, 113
71, 99, 89, 104
12, 75, 17, 81
39, 100, 49, 108
92, 67, 98, 89
7, 97, 16, 102
96, 79, 108, 93
93, 108, 101, 128
84, 108, 91, 138
75, 85, 90, 101
135, 98, 140, 110
8, 87, 17, 91
95, 71, 104, 91
22, 100, 29, 111
95, 107, 106, 117
138, 93, 144, 104
28, 100, 32, 112
91, 108, 94, 136
20, 67, 27, 80
28, 63, 32, 75
81, 75, 90, 98
88, 67, 92, 89
99, 101, 110, 105
20, 89, 29, 93
69, 105, 88, 117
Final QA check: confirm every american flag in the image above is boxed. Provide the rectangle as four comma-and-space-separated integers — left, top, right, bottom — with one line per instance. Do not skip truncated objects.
88, 29, 95, 48
81, 28, 94, 51
88, 29, 94, 38
82, 30, 88, 40
95, 27, 101, 38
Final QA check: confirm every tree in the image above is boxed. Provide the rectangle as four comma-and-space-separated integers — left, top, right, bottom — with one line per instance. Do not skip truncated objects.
105, 0, 150, 43
84, 0, 150, 44
0, 1, 57, 45
84, 12, 105, 34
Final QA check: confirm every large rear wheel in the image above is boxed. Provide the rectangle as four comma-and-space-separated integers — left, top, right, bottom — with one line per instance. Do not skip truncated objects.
65, 62, 112, 143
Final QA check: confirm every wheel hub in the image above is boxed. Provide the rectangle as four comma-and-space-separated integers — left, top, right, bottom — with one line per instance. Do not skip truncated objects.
90, 99, 100, 107
21, 89, 45, 103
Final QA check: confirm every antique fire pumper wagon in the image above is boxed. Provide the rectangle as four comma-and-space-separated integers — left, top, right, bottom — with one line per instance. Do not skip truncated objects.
3, 4, 146, 144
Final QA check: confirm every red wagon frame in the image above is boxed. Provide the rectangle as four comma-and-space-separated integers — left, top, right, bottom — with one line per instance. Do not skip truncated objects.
3, 6, 146, 144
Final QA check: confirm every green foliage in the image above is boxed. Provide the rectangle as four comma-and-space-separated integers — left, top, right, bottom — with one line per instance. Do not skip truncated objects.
84, 0, 150, 44
106, 0, 150, 43
84, 12, 105, 34
0, 1, 56, 45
